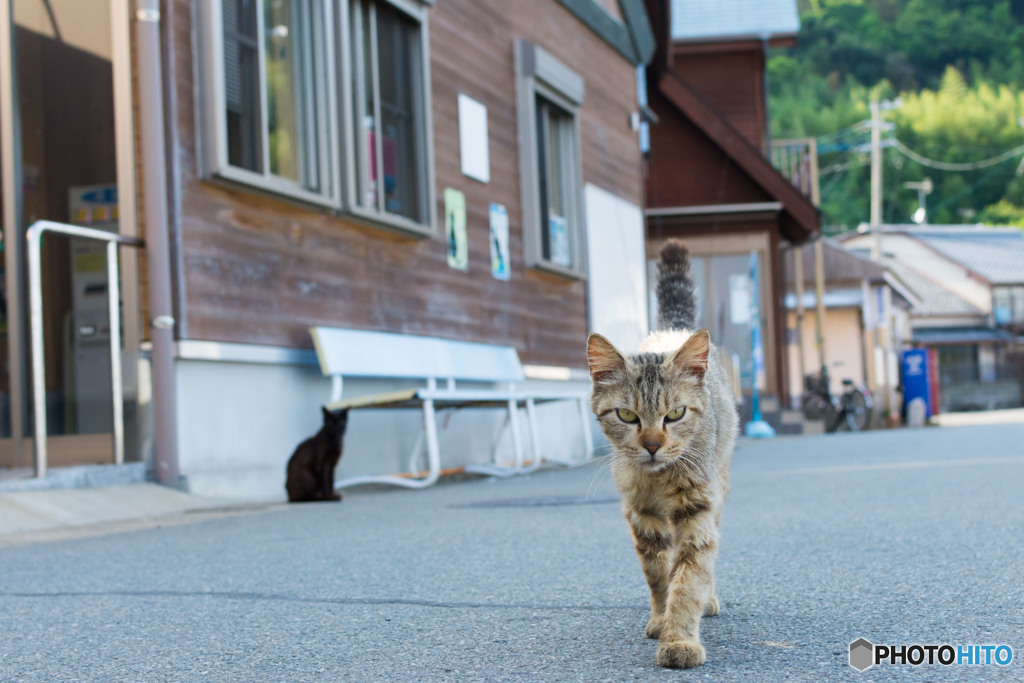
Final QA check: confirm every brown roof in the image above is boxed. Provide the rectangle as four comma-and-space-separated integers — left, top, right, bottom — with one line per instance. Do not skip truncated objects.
783, 238, 888, 286
656, 70, 819, 243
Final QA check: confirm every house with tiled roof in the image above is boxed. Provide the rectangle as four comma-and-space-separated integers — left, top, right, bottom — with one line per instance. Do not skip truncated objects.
782, 239, 914, 417
906, 227, 1024, 336
842, 225, 1024, 413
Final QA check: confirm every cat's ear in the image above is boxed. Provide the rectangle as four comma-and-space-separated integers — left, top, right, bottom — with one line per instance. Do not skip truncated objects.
587, 334, 626, 383
671, 329, 710, 379
322, 406, 333, 422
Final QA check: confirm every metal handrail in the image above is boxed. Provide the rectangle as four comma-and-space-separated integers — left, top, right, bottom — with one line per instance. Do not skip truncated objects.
27, 220, 145, 478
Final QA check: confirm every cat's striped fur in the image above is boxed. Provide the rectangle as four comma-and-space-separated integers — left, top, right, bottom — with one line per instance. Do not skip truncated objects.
587, 239, 738, 669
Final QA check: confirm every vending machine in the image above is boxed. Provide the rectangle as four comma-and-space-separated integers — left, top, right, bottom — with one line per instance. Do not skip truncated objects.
67, 184, 119, 434
901, 348, 932, 421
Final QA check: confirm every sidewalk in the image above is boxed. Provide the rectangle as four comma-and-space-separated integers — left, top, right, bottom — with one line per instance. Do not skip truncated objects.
929, 406, 1024, 427
0, 465, 271, 548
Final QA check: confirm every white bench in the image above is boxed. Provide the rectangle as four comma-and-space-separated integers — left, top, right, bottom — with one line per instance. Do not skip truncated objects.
311, 327, 594, 489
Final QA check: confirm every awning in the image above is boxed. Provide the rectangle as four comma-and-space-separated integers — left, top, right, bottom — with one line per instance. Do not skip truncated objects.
784, 289, 863, 310
911, 327, 1014, 345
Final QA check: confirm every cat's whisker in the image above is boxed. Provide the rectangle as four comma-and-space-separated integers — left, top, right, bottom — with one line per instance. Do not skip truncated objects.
584, 454, 617, 498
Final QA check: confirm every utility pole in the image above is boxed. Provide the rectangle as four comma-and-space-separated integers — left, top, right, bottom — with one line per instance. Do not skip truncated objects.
868, 98, 901, 260
794, 246, 806, 386
870, 100, 882, 260
814, 237, 827, 377
867, 97, 900, 424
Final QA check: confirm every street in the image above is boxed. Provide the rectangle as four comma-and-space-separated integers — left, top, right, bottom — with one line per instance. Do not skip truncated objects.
2, 422, 1023, 681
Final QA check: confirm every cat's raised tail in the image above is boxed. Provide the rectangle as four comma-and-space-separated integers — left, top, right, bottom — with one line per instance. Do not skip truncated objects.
656, 239, 697, 331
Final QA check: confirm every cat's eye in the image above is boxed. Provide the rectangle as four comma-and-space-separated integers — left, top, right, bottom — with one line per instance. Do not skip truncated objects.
616, 408, 640, 424
665, 407, 686, 422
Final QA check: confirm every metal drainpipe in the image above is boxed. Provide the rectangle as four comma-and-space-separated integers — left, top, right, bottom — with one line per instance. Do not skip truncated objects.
135, 0, 181, 486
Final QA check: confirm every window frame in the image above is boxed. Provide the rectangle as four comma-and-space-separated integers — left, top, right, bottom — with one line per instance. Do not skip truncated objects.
340, 0, 436, 236
197, 0, 436, 236
199, 0, 341, 208
515, 39, 586, 279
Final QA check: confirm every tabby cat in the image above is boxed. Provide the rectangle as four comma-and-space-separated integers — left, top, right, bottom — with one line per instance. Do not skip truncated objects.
586, 240, 738, 669
285, 407, 349, 503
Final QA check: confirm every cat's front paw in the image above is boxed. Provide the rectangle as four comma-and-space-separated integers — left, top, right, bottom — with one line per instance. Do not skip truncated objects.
703, 595, 720, 616
330, 492, 342, 502
644, 615, 663, 639
657, 638, 706, 669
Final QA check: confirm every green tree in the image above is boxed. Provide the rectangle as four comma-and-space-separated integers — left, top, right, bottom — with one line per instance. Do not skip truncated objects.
769, 2, 1024, 231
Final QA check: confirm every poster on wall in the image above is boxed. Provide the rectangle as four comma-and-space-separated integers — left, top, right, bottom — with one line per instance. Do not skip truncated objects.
549, 215, 571, 268
489, 203, 510, 281
444, 188, 468, 271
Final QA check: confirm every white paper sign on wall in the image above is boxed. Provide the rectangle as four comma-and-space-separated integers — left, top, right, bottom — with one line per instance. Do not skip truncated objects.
458, 94, 490, 183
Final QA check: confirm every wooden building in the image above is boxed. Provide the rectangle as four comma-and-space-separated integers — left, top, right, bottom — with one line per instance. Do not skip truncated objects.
641, 0, 819, 416
0, 0, 655, 497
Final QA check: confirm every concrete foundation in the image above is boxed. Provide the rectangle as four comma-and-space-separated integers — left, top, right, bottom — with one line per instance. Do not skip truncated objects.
174, 355, 599, 499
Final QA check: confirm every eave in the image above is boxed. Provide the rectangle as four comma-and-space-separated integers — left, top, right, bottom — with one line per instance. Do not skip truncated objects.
656, 69, 819, 243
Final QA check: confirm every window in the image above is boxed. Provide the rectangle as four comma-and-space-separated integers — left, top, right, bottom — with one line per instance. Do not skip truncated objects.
993, 285, 1024, 326
200, 0, 434, 234
349, 0, 430, 226
938, 345, 979, 384
217, 0, 335, 204
516, 40, 585, 277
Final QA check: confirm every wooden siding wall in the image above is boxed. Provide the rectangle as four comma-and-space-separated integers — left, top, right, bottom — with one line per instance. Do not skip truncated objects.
164, 0, 642, 369
673, 47, 766, 152
644, 86, 770, 209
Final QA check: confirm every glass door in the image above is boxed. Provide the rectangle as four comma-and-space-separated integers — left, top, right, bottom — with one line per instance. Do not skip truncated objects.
0, 0, 141, 474
647, 249, 772, 394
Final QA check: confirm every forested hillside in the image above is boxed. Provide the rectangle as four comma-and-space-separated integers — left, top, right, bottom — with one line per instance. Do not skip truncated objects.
768, 0, 1024, 232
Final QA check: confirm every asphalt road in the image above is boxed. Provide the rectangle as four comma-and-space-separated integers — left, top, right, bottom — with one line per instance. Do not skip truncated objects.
2, 423, 1023, 681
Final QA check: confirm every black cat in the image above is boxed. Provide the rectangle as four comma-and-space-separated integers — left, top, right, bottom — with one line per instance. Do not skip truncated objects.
285, 407, 349, 503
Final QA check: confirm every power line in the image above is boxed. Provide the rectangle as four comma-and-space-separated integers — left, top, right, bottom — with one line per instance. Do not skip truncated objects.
819, 158, 869, 176
893, 139, 1024, 171
930, 161, 1014, 214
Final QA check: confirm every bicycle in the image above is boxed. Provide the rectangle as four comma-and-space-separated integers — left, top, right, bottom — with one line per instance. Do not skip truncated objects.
801, 365, 874, 432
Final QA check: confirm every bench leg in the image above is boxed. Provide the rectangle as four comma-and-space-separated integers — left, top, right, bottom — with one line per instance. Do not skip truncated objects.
335, 399, 442, 490
330, 375, 343, 404
420, 398, 442, 485
542, 396, 596, 468
578, 396, 594, 464
509, 398, 524, 472
518, 397, 543, 474
464, 400, 526, 478
407, 427, 426, 474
